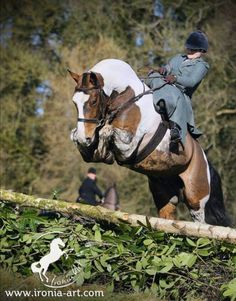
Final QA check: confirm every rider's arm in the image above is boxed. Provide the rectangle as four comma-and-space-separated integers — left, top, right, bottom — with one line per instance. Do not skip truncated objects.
93, 183, 103, 199
163, 54, 181, 75
175, 62, 209, 88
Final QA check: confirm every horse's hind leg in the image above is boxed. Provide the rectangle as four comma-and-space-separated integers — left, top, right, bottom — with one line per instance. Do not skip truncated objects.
148, 176, 183, 219
179, 141, 210, 223
41, 267, 49, 282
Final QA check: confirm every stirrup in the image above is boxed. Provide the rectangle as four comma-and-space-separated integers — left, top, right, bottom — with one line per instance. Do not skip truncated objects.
170, 127, 181, 142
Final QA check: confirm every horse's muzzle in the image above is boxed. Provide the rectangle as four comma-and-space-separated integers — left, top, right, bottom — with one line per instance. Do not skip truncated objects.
71, 128, 99, 162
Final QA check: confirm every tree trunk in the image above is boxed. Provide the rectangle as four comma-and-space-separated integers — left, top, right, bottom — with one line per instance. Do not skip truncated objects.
0, 189, 235, 244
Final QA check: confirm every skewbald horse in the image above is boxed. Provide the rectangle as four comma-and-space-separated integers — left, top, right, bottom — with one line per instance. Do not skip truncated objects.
68, 59, 229, 226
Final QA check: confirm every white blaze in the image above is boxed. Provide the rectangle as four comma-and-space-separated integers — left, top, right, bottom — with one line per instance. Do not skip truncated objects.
72, 92, 90, 143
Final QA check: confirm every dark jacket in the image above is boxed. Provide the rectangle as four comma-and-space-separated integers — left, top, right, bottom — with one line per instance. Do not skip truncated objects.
78, 178, 103, 205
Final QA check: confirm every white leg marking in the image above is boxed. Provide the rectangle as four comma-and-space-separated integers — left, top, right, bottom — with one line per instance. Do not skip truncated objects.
190, 149, 211, 223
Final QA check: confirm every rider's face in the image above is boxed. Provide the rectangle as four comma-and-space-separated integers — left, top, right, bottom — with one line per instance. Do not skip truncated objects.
88, 173, 96, 180
186, 48, 203, 59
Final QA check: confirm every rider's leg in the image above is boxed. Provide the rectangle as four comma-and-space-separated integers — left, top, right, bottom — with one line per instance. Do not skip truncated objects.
155, 99, 182, 151
169, 121, 181, 143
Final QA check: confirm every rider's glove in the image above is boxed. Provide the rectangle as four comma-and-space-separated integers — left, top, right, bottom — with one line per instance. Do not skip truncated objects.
148, 66, 166, 76
158, 67, 167, 75
164, 74, 177, 84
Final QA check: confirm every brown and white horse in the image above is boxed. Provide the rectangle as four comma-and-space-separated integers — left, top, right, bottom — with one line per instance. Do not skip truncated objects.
69, 59, 229, 226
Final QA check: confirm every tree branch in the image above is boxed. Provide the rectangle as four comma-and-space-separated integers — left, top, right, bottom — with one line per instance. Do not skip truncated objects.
216, 109, 236, 116
1, 189, 235, 243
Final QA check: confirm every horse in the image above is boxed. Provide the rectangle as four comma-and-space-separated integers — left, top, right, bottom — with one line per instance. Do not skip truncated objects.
102, 183, 120, 211
31, 238, 68, 282
68, 59, 229, 226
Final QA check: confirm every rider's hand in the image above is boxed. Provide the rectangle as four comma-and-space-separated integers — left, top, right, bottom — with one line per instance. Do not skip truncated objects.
164, 74, 177, 84
99, 198, 105, 204
148, 67, 166, 76
147, 69, 156, 76
158, 67, 167, 75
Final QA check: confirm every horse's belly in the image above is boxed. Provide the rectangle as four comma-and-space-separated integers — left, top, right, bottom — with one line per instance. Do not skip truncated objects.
130, 149, 189, 176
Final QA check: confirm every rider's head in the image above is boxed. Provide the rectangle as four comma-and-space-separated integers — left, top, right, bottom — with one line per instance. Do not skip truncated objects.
185, 30, 208, 58
87, 167, 97, 180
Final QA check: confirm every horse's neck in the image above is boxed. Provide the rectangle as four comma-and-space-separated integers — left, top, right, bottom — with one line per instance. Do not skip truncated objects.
91, 59, 144, 96
104, 187, 117, 205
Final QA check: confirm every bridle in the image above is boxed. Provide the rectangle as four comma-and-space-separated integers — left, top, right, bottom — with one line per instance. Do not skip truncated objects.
76, 86, 107, 130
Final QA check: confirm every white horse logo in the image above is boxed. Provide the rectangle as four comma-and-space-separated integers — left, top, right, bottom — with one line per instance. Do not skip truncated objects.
31, 237, 68, 282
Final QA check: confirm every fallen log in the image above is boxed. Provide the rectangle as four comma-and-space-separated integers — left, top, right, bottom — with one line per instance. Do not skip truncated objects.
0, 189, 235, 244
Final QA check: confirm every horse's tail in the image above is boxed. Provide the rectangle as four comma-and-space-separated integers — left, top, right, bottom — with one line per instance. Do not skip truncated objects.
31, 262, 41, 273
204, 161, 231, 226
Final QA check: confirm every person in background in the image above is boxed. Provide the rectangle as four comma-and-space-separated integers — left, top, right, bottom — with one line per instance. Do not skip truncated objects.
146, 30, 209, 150
77, 167, 104, 205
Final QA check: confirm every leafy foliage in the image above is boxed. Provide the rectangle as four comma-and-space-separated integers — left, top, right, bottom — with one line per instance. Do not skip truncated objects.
0, 42, 48, 192
0, 203, 235, 300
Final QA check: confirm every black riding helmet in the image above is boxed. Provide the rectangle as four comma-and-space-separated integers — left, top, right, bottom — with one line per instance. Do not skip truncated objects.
185, 30, 208, 52
88, 167, 96, 174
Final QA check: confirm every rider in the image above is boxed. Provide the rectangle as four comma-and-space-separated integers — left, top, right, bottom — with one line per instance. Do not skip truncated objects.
77, 167, 104, 205
146, 30, 209, 149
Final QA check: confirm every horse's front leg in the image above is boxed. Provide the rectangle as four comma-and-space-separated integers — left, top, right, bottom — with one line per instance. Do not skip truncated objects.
148, 176, 182, 219
95, 124, 114, 163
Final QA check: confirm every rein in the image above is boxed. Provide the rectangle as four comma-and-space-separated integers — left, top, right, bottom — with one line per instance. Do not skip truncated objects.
106, 81, 167, 124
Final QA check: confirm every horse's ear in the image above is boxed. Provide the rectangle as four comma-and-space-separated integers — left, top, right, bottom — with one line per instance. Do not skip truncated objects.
67, 69, 80, 83
90, 72, 104, 88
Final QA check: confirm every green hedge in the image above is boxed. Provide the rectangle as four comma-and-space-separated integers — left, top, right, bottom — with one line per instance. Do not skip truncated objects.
0, 203, 235, 300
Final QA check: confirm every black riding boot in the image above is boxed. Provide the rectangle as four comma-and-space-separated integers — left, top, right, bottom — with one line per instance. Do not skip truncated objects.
156, 99, 166, 114
169, 122, 182, 153
156, 99, 168, 121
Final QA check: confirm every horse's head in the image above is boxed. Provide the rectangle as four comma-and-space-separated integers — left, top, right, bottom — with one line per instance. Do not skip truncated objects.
68, 70, 107, 161
51, 238, 65, 249
102, 184, 120, 211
